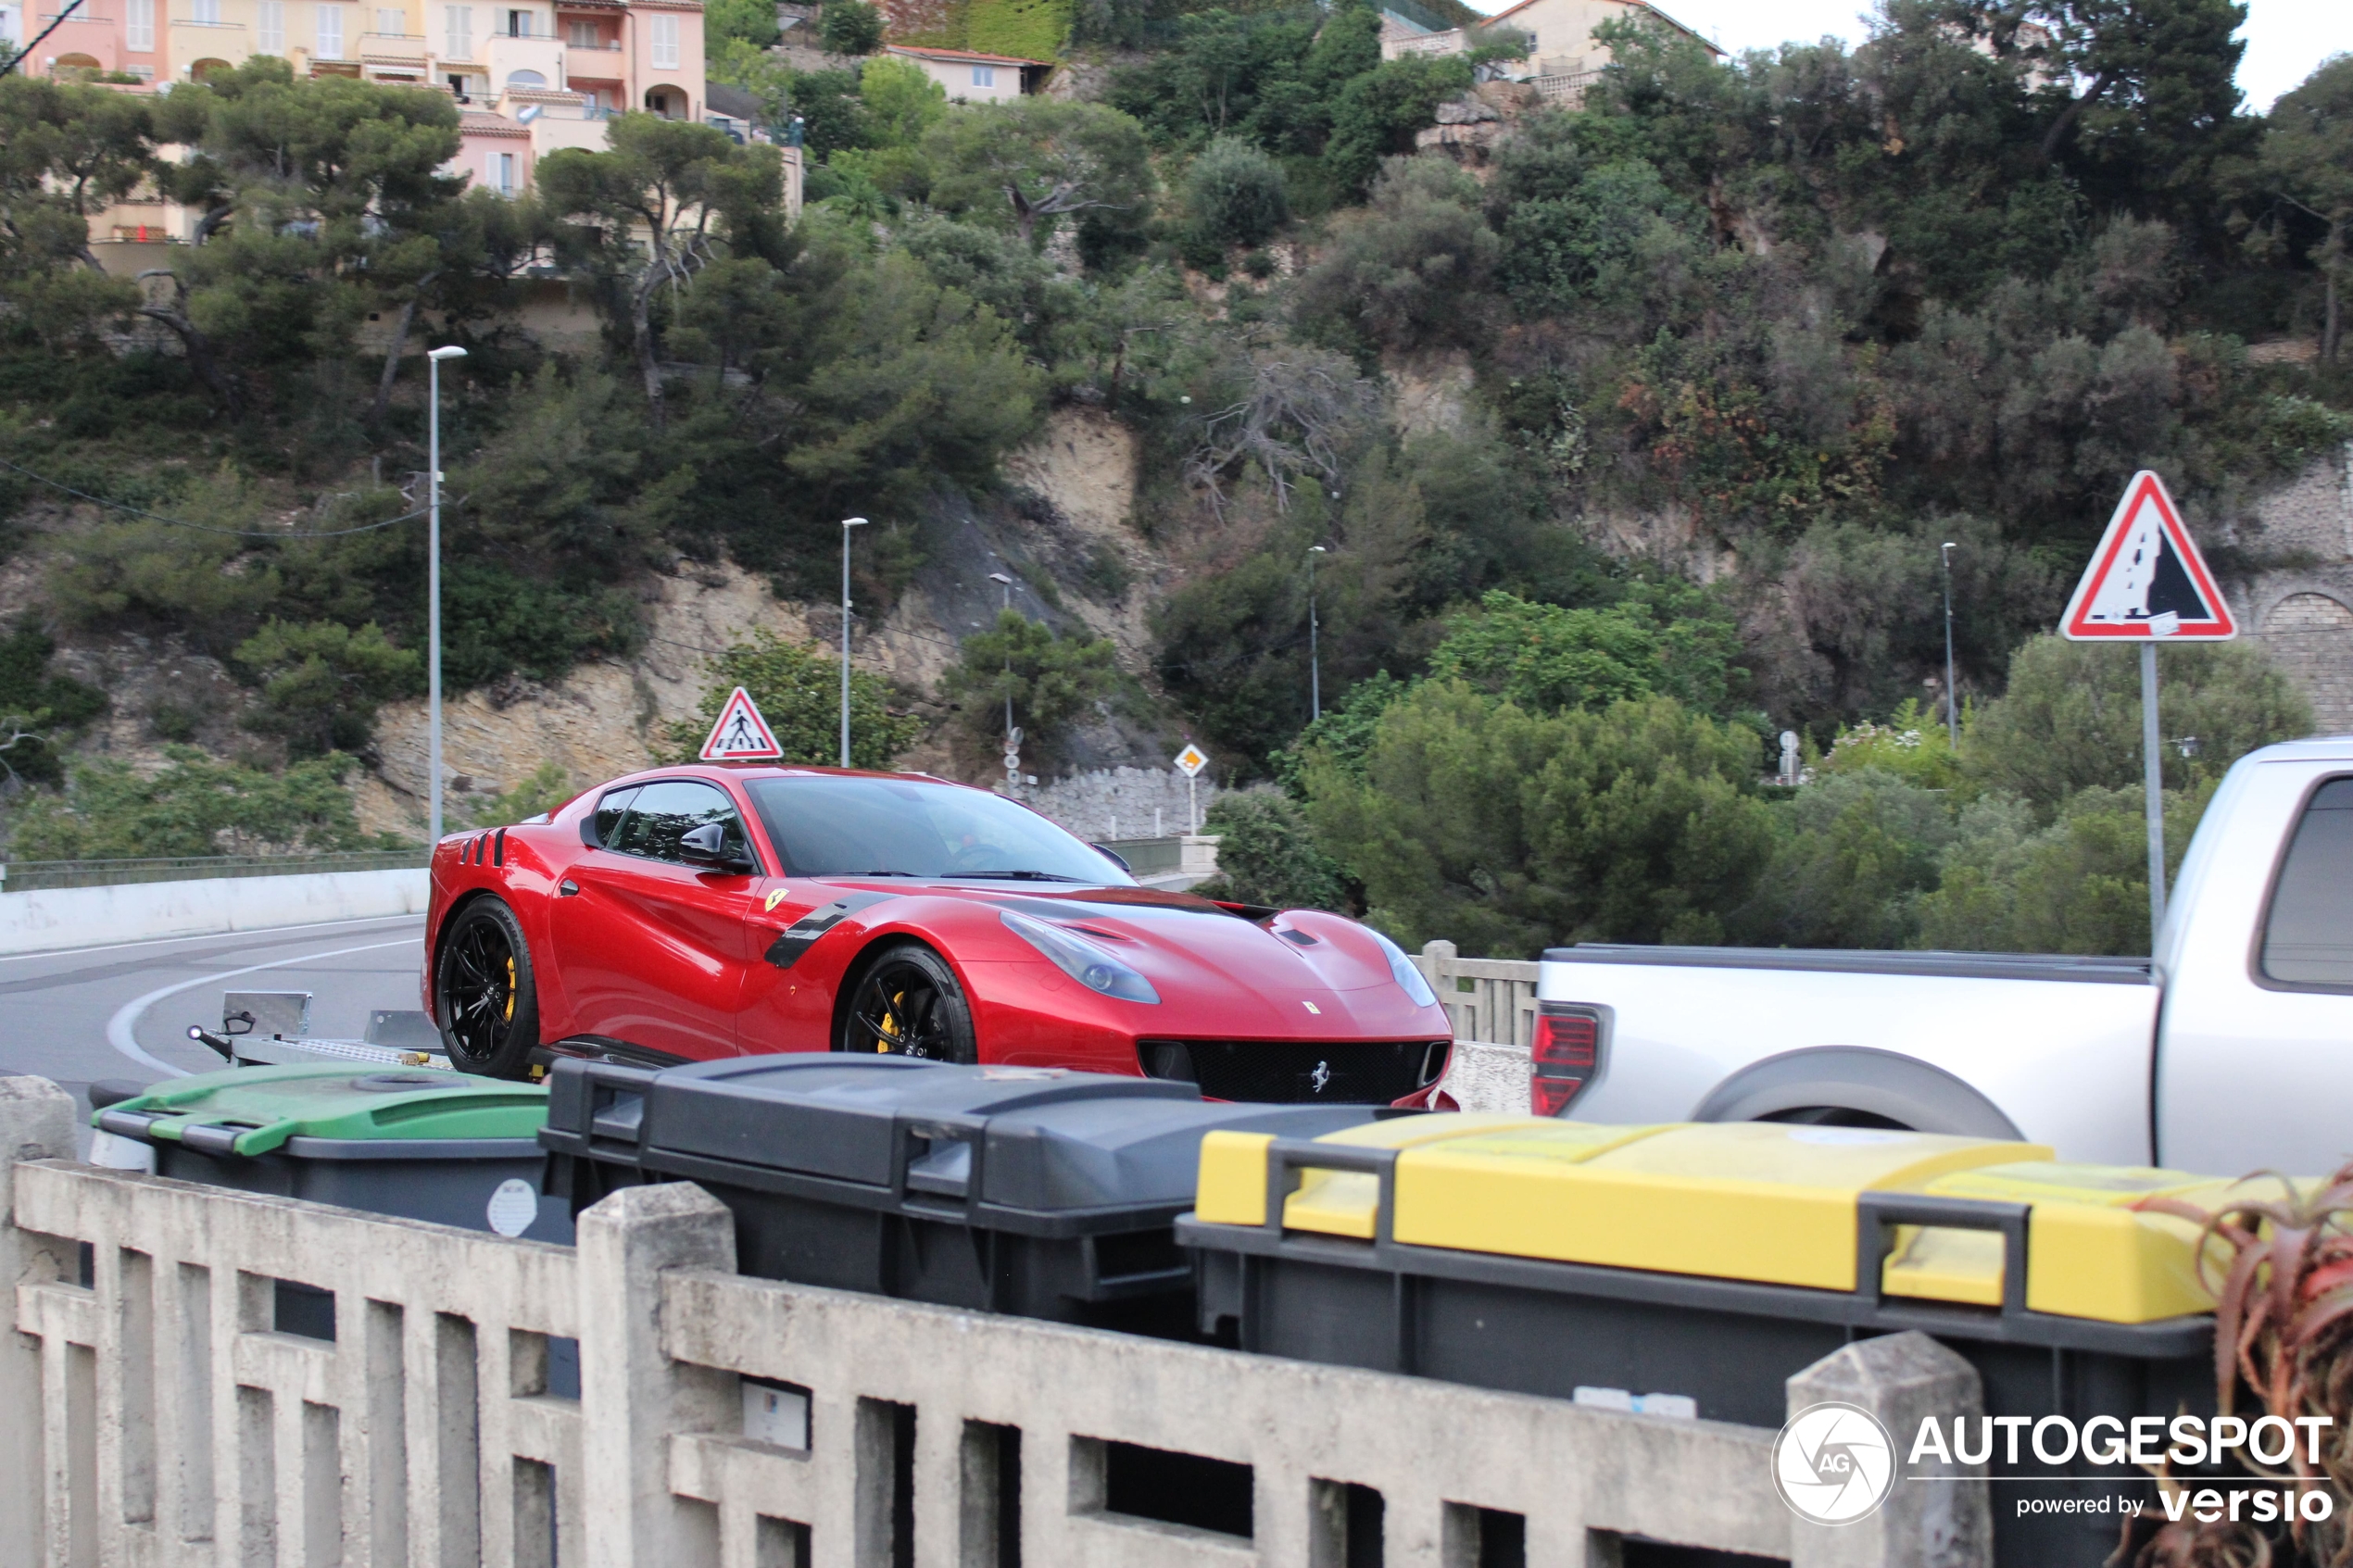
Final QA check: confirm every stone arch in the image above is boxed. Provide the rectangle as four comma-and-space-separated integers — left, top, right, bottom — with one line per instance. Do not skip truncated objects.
644, 82, 686, 118
2261, 590, 2353, 736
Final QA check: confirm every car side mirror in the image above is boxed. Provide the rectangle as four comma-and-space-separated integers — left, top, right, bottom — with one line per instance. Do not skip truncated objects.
1092, 843, 1132, 874
680, 821, 752, 873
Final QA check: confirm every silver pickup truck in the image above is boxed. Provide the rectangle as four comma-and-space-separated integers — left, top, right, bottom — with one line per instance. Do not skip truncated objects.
1535, 736, 2353, 1175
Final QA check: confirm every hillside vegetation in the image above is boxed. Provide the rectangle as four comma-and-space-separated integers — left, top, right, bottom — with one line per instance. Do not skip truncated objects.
2, 1, 2350, 952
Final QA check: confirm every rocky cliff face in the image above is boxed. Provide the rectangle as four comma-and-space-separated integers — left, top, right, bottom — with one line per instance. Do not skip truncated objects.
352, 404, 1170, 835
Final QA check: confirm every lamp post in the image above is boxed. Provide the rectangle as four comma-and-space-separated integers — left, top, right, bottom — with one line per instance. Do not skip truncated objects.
838, 517, 868, 768
1939, 541, 1958, 750
988, 571, 1014, 744
425, 345, 467, 842
1307, 545, 1327, 722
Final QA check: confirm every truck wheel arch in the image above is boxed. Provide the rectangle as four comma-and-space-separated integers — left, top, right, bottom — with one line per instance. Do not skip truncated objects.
1691, 1047, 2026, 1141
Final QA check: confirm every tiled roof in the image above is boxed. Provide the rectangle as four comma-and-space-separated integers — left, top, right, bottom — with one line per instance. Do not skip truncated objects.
886, 43, 1046, 66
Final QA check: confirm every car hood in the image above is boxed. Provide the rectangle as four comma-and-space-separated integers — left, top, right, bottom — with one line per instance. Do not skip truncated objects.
825, 879, 1443, 1039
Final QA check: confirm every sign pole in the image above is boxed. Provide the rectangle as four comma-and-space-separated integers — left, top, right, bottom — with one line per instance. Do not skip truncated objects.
2141, 642, 2166, 940
2056, 470, 2233, 955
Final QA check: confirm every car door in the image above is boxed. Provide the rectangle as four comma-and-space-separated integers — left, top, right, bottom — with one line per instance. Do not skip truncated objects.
546, 778, 762, 1060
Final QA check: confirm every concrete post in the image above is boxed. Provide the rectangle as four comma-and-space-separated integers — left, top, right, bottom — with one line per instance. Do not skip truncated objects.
577, 1181, 738, 1568
1785, 1331, 1990, 1568
0, 1075, 78, 1568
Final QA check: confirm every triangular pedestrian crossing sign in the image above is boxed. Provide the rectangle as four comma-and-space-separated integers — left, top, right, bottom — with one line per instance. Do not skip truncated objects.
2061, 470, 2236, 641
698, 686, 785, 761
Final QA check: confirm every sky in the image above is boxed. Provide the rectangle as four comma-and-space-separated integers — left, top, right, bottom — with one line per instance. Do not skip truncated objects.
1455, 0, 2353, 112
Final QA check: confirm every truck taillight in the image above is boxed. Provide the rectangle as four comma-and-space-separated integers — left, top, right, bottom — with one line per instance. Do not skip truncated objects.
1531, 1003, 1606, 1116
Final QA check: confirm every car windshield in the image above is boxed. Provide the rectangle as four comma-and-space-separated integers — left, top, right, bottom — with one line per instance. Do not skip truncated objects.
743, 776, 1135, 884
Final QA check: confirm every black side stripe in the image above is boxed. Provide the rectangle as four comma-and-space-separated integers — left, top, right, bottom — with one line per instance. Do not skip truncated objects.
763, 891, 900, 969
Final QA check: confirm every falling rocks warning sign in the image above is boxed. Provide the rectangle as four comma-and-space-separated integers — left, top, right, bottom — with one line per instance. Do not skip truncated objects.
2061, 470, 2237, 641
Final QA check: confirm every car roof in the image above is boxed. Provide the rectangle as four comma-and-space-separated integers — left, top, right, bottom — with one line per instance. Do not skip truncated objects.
587, 763, 975, 795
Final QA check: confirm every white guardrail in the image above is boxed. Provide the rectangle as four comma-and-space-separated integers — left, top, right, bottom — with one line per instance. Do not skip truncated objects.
0, 867, 432, 955
0, 1076, 1991, 1568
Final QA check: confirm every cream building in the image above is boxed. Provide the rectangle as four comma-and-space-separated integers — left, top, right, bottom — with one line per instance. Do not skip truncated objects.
1379, 0, 1718, 96
883, 43, 1046, 104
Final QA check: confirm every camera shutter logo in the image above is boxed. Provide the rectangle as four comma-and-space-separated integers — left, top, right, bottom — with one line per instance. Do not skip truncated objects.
1773, 1402, 1895, 1524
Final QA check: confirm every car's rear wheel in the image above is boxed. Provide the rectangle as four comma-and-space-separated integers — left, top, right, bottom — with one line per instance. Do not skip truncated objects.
435, 897, 540, 1079
837, 943, 976, 1064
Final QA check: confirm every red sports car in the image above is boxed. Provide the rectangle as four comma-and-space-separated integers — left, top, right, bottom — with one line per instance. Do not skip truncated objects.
421, 764, 1457, 1103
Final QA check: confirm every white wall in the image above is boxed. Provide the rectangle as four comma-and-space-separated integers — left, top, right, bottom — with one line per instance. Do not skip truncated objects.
0, 868, 429, 955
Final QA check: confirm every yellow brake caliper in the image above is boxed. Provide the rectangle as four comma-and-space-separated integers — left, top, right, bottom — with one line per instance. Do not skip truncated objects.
503, 956, 516, 1022
877, 988, 904, 1052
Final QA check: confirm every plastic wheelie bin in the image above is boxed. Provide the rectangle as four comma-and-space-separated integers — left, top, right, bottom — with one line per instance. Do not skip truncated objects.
92, 1062, 571, 1243
539, 1053, 1377, 1329
1181, 1116, 2238, 1568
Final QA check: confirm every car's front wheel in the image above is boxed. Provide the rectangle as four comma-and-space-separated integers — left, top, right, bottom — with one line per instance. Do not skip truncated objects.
434, 897, 541, 1079
837, 942, 977, 1064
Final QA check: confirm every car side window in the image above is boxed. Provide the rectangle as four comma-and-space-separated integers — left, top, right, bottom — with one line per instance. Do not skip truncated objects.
2260, 776, 2353, 988
612, 780, 752, 866
591, 786, 640, 848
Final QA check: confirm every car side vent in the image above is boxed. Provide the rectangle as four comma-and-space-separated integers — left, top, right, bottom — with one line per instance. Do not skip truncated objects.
494, 829, 507, 867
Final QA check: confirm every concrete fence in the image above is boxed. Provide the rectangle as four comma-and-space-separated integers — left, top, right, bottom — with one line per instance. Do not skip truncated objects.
0, 868, 431, 956
0, 1074, 1991, 1568
1417, 942, 1540, 1116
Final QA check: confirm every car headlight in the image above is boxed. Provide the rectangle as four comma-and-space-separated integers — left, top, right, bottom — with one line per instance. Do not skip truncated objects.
1366, 928, 1439, 1008
1000, 910, 1161, 1004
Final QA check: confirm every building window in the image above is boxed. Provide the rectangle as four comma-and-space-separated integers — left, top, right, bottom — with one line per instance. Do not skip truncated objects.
648, 10, 677, 67
316, 3, 344, 55
491, 150, 516, 194
565, 18, 594, 44
192, 0, 220, 21
126, 0, 152, 48
375, 6, 399, 31
443, 4, 468, 56
503, 66, 542, 83
970, 62, 993, 86
258, 0, 283, 49
503, 6, 527, 34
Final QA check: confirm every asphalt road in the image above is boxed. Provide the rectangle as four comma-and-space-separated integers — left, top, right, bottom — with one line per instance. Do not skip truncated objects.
0, 914, 428, 1153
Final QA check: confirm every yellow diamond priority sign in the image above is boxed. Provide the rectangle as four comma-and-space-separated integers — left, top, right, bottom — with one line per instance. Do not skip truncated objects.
1173, 744, 1208, 777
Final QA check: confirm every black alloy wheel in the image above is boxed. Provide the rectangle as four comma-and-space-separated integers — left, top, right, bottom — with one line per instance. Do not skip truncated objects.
434, 897, 541, 1079
837, 943, 977, 1064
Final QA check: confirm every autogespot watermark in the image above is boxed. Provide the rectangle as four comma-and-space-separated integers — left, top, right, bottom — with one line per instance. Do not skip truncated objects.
1771, 1409, 2340, 1526
1774, 1403, 1896, 1524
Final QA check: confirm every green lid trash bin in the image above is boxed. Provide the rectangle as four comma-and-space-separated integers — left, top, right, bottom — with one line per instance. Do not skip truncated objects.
93, 1062, 568, 1244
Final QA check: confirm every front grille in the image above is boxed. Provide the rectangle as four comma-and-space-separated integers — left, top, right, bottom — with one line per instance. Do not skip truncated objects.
1138, 1039, 1450, 1104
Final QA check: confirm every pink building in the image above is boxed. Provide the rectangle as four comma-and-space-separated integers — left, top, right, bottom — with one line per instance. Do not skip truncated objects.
16, 0, 715, 202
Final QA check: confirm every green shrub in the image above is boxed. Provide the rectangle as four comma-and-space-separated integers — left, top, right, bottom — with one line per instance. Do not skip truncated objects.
7, 747, 370, 859
1191, 791, 1352, 910
940, 610, 1120, 753
664, 630, 920, 768
820, 0, 885, 55
1186, 138, 1290, 252
0, 621, 107, 787
234, 619, 422, 758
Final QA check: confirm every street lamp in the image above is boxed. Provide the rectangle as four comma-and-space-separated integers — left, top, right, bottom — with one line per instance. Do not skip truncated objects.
838, 517, 868, 768
988, 572, 1015, 748
1940, 541, 1958, 750
1307, 546, 1327, 722
425, 345, 467, 843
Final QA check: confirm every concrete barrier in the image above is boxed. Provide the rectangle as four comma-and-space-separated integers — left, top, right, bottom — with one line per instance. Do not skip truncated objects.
0, 1075, 1996, 1568
0, 868, 430, 954
1418, 940, 1540, 1114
